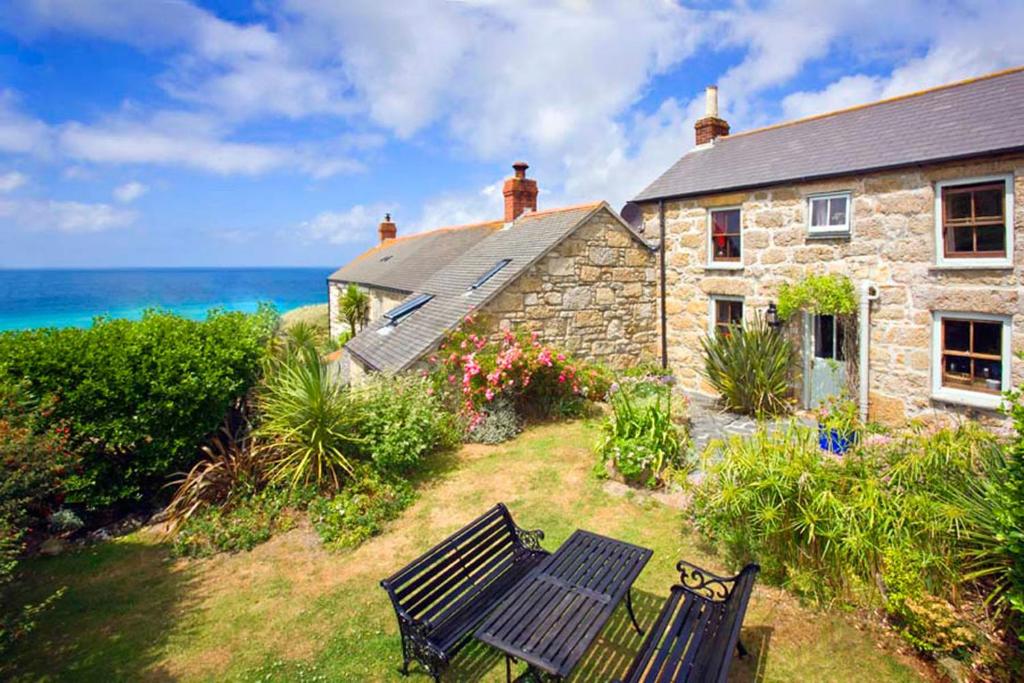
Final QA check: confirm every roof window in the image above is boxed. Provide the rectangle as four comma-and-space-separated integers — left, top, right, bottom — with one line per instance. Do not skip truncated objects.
384, 294, 432, 324
469, 259, 511, 291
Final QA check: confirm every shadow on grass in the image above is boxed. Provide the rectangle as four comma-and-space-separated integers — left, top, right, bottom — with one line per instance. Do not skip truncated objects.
444, 590, 772, 682
2, 537, 197, 682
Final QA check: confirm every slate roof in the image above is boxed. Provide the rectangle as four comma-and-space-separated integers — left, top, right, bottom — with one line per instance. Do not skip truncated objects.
343, 202, 645, 372
634, 67, 1024, 202
328, 220, 501, 293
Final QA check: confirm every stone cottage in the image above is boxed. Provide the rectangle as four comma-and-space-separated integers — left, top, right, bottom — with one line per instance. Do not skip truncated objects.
328, 163, 658, 381
631, 68, 1024, 424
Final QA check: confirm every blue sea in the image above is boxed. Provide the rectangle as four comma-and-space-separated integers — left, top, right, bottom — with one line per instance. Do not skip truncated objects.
0, 268, 333, 331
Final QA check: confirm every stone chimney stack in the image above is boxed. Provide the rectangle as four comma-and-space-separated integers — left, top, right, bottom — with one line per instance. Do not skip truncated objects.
694, 85, 730, 145
502, 161, 538, 222
378, 213, 397, 244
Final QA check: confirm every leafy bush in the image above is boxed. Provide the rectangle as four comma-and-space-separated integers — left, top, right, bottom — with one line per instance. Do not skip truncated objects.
598, 382, 688, 488
701, 315, 793, 417
466, 397, 521, 444
692, 420, 1015, 662
428, 316, 611, 429
171, 486, 301, 558
352, 375, 461, 473
255, 347, 367, 491
777, 272, 857, 320
0, 379, 74, 527
0, 308, 277, 507
1, 519, 65, 655
309, 469, 414, 550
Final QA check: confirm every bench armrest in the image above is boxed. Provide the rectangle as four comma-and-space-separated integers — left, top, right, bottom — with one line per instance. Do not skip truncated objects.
512, 524, 546, 553
675, 560, 748, 602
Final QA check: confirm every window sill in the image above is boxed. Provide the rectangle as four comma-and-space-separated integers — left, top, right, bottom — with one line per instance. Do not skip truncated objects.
806, 230, 851, 241
929, 262, 1014, 272
705, 263, 744, 271
930, 388, 1005, 411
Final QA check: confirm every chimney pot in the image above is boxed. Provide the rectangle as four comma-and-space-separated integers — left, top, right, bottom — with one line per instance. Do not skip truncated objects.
694, 84, 729, 145
378, 213, 397, 244
503, 161, 538, 222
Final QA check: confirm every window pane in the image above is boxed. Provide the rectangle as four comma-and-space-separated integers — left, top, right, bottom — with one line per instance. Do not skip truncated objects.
975, 225, 1005, 252
810, 198, 829, 227
728, 302, 743, 325
974, 187, 1003, 218
815, 315, 835, 359
944, 320, 970, 352
974, 321, 1001, 356
945, 190, 972, 220
949, 227, 974, 253
726, 235, 741, 258
943, 355, 971, 384
835, 320, 846, 361
975, 358, 1002, 386
828, 197, 848, 226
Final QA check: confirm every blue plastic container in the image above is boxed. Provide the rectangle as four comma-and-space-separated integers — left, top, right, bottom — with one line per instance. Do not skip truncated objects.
818, 425, 856, 454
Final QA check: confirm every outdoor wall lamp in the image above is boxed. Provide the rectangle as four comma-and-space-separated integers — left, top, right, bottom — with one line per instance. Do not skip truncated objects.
765, 302, 781, 329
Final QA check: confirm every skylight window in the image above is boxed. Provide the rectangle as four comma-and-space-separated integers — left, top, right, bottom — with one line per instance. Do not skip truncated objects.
380, 255, 393, 262
384, 294, 432, 324
469, 259, 511, 291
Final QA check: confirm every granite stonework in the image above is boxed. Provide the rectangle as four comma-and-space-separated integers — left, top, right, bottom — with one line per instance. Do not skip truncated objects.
481, 210, 659, 367
328, 281, 406, 340
640, 153, 1024, 425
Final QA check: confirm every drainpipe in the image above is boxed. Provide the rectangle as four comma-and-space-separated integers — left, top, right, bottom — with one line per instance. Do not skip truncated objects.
659, 199, 667, 370
858, 281, 880, 423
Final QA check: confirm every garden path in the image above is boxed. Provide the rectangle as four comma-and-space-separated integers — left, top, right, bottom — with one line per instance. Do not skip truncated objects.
684, 391, 814, 456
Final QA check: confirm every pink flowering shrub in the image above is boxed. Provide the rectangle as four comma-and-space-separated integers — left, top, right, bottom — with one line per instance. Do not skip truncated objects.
427, 315, 611, 429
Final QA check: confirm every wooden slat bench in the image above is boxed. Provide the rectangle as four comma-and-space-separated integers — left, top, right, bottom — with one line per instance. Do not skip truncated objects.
380, 503, 548, 681
618, 560, 760, 683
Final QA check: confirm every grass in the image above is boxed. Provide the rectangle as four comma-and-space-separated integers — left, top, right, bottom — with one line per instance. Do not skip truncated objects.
280, 304, 329, 332
3, 420, 931, 682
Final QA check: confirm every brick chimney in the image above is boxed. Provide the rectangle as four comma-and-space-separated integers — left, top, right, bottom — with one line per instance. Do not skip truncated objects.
694, 85, 729, 145
503, 161, 538, 222
378, 213, 397, 244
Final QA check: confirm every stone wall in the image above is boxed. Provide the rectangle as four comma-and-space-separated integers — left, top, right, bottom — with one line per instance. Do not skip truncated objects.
640, 153, 1024, 425
482, 207, 659, 367
328, 281, 407, 339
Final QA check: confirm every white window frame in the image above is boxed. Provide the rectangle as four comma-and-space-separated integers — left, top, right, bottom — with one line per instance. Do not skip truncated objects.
934, 173, 1014, 268
706, 206, 743, 270
707, 295, 745, 335
931, 310, 1012, 410
807, 191, 852, 235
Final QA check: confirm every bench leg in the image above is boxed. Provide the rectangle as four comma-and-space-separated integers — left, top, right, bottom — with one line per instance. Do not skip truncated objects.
736, 639, 749, 658
626, 589, 644, 636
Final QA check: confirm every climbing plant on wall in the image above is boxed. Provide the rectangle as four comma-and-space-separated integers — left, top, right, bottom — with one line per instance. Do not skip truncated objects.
776, 273, 857, 321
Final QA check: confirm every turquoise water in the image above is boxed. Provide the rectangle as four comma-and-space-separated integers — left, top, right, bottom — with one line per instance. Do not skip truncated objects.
0, 268, 333, 331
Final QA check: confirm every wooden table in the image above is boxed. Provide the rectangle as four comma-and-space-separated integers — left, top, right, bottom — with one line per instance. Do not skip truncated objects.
476, 529, 653, 681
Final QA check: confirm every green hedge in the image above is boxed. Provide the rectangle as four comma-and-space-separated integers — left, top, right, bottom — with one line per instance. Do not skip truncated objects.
0, 308, 277, 508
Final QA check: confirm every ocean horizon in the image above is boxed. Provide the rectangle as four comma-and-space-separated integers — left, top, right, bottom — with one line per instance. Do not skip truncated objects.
0, 267, 333, 331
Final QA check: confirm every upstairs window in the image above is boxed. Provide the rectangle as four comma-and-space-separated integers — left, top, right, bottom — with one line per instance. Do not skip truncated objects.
469, 259, 511, 291
384, 293, 432, 325
710, 296, 743, 336
808, 192, 851, 234
932, 312, 1010, 409
936, 175, 1013, 267
709, 208, 742, 266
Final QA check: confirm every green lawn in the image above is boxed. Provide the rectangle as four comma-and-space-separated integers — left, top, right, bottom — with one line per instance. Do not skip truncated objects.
4, 420, 929, 682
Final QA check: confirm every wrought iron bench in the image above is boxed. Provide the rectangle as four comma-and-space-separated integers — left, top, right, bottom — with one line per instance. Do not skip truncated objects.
618, 560, 760, 683
379, 503, 548, 681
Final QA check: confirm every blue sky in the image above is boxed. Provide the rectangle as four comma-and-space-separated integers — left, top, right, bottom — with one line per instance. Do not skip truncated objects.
0, 0, 1021, 269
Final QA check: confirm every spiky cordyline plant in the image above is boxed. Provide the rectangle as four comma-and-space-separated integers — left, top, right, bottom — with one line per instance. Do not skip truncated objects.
254, 347, 366, 491
701, 314, 793, 417
164, 417, 263, 532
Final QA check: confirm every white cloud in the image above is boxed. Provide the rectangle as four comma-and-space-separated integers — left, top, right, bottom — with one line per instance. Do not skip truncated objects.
0, 171, 28, 193
0, 198, 137, 233
414, 180, 504, 233
300, 203, 393, 245
0, 90, 52, 156
112, 180, 147, 203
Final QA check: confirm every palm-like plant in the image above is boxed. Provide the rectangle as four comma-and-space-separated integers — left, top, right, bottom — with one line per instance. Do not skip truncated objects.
701, 314, 793, 417
338, 284, 370, 336
254, 347, 366, 491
